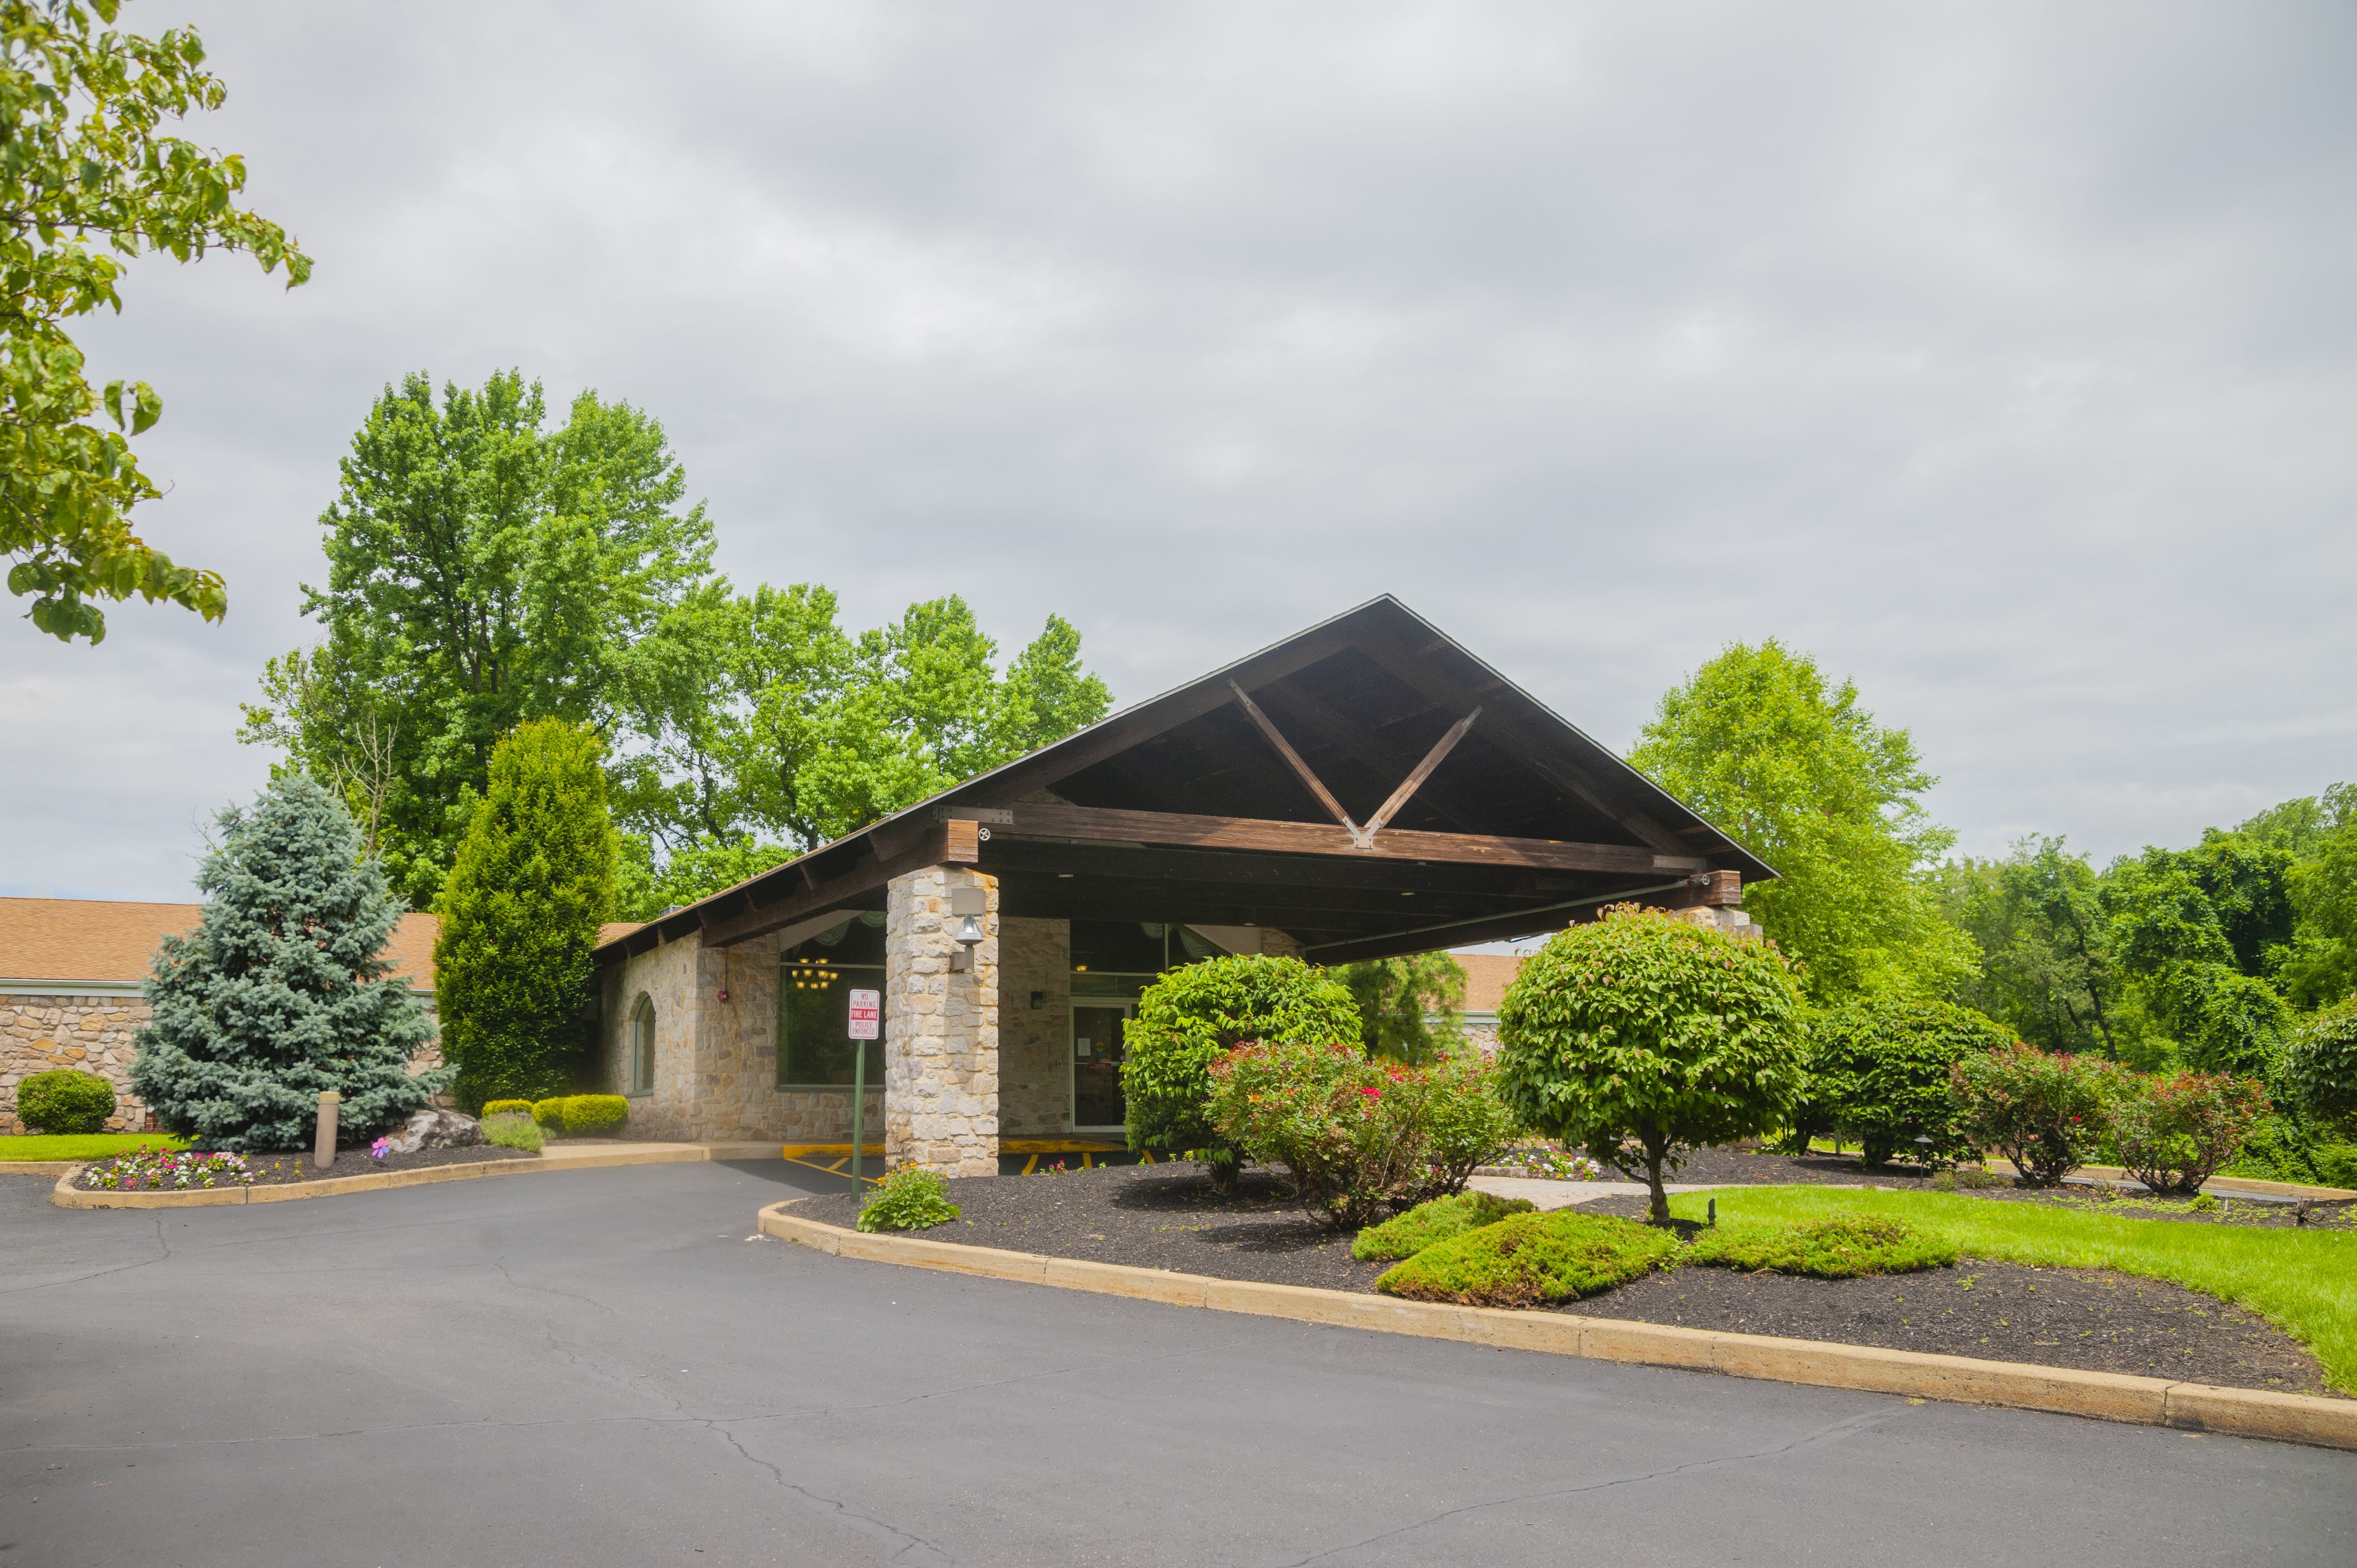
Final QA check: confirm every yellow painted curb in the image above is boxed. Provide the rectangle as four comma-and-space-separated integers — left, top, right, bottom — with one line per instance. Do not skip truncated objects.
49, 1141, 784, 1210
754, 1203, 2357, 1452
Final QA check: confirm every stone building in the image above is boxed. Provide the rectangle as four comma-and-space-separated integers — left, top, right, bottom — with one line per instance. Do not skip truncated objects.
593, 596, 1774, 1172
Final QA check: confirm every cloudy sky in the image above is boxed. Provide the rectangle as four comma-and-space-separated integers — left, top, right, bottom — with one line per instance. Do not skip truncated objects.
5, 1, 2352, 903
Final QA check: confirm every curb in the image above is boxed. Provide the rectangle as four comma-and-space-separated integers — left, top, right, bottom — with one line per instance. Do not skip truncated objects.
49, 1141, 785, 1210
755, 1204, 2357, 1453
1, 1160, 85, 1178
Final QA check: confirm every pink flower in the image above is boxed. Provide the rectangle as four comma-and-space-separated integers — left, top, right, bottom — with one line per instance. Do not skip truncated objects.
1357, 1087, 1382, 1100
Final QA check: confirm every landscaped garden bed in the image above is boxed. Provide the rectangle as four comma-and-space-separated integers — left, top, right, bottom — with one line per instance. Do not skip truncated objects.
791, 1160, 2350, 1399
74, 1142, 534, 1192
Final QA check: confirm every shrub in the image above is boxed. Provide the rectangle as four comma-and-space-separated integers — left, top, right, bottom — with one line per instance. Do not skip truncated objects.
435, 720, 617, 1110
532, 1097, 568, 1133
560, 1094, 629, 1138
2224, 1114, 2357, 1190
481, 1112, 543, 1152
2284, 996, 2357, 1132
2189, 1193, 2220, 1213
1948, 1042, 2123, 1185
1496, 905, 1808, 1223
1929, 1170, 1959, 1192
481, 1098, 535, 1120
1208, 1038, 1429, 1227
1411, 1053, 1525, 1201
1351, 1191, 1535, 1262
1120, 956, 1362, 1187
1376, 1209, 1680, 1307
857, 1167, 960, 1232
2112, 1072, 2270, 1194
1805, 997, 2010, 1166
130, 773, 443, 1151
16, 1069, 115, 1134
1687, 1215, 1958, 1278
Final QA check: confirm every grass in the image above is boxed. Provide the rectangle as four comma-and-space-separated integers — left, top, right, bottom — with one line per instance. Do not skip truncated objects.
1671, 1184, 2357, 1393
0, 1132, 189, 1161
1688, 1214, 1959, 1278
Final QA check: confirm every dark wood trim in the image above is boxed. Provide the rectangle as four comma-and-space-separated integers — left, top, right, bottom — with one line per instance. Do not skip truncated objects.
1305, 879, 1714, 963
1253, 684, 1489, 834
1363, 706, 1478, 839
699, 832, 946, 948
976, 837, 1567, 896
1228, 680, 1361, 834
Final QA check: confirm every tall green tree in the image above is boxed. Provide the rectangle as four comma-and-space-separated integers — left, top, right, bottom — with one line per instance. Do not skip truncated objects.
240, 371, 719, 906
1628, 640, 1977, 1004
2246, 784, 2357, 1009
1939, 838, 2118, 1056
130, 773, 439, 1151
1, 0, 310, 643
433, 720, 616, 1110
1336, 952, 1468, 1064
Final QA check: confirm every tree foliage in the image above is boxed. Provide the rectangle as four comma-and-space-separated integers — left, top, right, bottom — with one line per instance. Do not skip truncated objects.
1335, 951, 1466, 1064
129, 774, 440, 1151
1495, 905, 1807, 1223
1, 0, 308, 643
2286, 996, 2357, 1131
1940, 837, 2118, 1057
433, 720, 616, 1110
1629, 640, 1975, 1004
1805, 996, 2011, 1167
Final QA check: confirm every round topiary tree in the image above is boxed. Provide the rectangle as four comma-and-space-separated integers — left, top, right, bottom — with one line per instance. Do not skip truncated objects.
434, 720, 617, 1111
16, 1068, 116, 1134
1119, 953, 1361, 1188
2285, 994, 2357, 1133
1496, 905, 1808, 1223
130, 774, 443, 1152
1807, 996, 2013, 1167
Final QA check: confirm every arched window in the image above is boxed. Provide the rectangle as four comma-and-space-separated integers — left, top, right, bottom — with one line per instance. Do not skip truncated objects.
630, 996, 656, 1096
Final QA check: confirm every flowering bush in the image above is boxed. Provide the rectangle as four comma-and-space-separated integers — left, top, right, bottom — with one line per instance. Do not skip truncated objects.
2112, 1071, 2271, 1195
1409, 1053, 1526, 1203
79, 1146, 252, 1191
1948, 1041, 2124, 1186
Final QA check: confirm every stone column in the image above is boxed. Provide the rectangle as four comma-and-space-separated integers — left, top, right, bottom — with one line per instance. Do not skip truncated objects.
884, 865, 1000, 1176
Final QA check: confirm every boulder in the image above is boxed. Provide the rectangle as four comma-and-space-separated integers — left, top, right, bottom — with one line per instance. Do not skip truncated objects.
382, 1107, 482, 1154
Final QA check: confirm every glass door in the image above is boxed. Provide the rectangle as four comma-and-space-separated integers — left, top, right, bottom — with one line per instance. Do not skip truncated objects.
1071, 1003, 1133, 1129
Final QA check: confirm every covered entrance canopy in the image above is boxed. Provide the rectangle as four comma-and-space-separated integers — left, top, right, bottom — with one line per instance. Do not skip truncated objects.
600, 595, 1773, 967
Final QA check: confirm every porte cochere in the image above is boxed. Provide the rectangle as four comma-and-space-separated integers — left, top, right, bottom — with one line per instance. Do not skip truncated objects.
590, 596, 1773, 1174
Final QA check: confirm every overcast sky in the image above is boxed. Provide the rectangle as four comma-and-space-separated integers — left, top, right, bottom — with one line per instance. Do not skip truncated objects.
4, 1, 2352, 904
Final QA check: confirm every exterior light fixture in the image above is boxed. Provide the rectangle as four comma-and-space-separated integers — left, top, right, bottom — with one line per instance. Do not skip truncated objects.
949, 886, 987, 972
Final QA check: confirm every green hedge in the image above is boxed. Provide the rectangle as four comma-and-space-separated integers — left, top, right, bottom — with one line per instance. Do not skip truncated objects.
481, 1098, 535, 1120
15, 1069, 116, 1134
560, 1095, 629, 1138
532, 1097, 568, 1132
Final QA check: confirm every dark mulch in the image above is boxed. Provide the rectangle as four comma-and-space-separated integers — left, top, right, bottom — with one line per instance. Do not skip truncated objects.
79, 1143, 534, 1190
1659, 1145, 1942, 1190
795, 1162, 2341, 1397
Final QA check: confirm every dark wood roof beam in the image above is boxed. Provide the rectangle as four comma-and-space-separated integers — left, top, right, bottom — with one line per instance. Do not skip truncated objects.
1305, 876, 1715, 963
1252, 686, 1490, 834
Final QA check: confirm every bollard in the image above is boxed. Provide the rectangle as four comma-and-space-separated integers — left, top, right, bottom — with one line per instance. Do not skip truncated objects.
315, 1090, 340, 1169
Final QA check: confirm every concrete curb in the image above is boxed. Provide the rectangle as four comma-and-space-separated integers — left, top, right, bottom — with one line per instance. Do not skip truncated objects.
756, 1203, 2357, 1453
1, 1160, 86, 1177
49, 1140, 786, 1210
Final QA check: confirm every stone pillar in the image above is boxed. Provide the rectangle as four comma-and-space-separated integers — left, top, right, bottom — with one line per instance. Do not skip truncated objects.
884, 865, 1000, 1176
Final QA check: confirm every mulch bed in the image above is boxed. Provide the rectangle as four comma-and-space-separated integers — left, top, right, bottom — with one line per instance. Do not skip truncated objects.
77, 1143, 533, 1191
795, 1160, 2341, 1397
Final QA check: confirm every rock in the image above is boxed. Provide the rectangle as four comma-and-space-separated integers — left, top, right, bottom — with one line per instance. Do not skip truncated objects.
382, 1107, 481, 1154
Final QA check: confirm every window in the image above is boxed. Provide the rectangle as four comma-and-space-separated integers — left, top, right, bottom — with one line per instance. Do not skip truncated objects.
777, 915, 889, 1089
629, 996, 656, 1096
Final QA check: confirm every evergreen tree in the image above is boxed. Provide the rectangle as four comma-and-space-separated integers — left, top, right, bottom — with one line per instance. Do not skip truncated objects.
130, 775, 440, 1151
435, 719, 616, 1109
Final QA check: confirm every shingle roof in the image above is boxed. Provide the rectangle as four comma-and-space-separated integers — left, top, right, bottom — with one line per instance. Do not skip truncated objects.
0, 897, 641, 991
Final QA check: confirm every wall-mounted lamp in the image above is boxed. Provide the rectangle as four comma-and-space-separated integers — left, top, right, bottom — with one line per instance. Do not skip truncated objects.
949, 885, 987, 972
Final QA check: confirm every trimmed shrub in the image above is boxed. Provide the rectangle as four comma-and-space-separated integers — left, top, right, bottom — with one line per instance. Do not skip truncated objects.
130, 773, 442, 1151
1208, 1038, 1429, 1227
481, 1112, 544, 1153
1496, 905, 1808, 1223
532, 1097, 568, 1133
560, 1094, 629, 1138
1806, 997, 2011, 1166
16, 1069, 116, 1134
1687, 1215, 1958, 1278
434, 720, 617, 1110
2112, 1071, 2270, 1194
481, 1098, 535, 1120
1376, 1209, 1680, 1307
857, 1167, 960, 1232
2285, 996, 2357, 1131
1949, 1042, 2123, 1185
1120, 955, 1362, 1187
1351, 1191, 1536, 1262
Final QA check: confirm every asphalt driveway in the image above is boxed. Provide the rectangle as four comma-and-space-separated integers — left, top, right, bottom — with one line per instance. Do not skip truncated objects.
3, 1162, 2350, 1567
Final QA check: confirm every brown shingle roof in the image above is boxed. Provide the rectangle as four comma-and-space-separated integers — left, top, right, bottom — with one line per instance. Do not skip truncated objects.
0, 898, 640, 991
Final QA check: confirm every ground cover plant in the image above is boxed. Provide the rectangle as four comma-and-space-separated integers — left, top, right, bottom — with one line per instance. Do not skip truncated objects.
480, 1112, 543, 1152
14, 1069, 116, 1134
1686, 1214, 1958, 1278
858, 1167, 961, 1232
1665, 1183, 2357, 1391
1351, 1191, 1535, 1262
1497, 904, 1807, 1221
1376, 1209, 1681, 1307
0, 1132, 189, 1160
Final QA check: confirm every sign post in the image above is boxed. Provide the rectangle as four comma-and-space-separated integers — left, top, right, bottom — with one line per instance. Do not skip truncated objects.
848, 988, 881, 1185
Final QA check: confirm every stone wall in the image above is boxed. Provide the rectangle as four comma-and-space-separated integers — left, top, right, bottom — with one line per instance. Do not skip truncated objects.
999, 917, 1071, 1137
883, 865, 999, 1175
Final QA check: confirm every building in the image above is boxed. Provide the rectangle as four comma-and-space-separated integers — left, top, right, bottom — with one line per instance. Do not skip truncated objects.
591, 596, 1771, 1169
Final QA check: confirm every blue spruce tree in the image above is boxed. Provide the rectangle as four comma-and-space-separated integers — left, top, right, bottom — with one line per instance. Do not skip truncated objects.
131, 774, 444, 1150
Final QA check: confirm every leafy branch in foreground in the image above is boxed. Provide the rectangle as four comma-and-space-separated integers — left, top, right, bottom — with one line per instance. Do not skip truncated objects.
0, 0, 309, 643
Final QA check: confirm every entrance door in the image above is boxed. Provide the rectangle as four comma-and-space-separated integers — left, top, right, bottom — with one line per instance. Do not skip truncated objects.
1072, 1003, 1133, 1129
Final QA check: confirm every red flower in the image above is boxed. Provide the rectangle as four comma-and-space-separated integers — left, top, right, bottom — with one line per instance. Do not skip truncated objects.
1357, 1086, 1381, 1099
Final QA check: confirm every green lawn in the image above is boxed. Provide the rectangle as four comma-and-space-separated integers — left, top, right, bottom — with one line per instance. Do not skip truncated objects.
0, 1132, 188, 1161
1669, 1185, 2357, 1394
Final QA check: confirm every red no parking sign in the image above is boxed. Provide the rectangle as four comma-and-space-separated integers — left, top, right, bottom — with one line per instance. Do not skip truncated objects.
848, 988, 880, 1040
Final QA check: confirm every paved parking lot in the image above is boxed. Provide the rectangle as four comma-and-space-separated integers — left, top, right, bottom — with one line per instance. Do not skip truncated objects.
3, 1162, 2350, 1567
